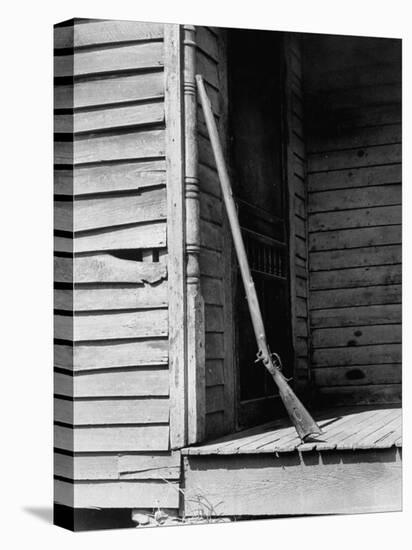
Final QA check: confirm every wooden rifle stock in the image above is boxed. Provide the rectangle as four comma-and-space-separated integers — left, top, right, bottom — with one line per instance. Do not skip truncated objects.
196, 74, 321, 440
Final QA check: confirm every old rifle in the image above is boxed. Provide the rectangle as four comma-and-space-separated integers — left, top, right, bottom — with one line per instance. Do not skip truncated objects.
196, 74, 321, 441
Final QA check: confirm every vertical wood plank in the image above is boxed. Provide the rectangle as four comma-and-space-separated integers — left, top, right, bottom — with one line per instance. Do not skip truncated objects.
218, 29, 236, 432
185, 25, 206, 444
284, 35, 299, 386
164, 24, 187, 449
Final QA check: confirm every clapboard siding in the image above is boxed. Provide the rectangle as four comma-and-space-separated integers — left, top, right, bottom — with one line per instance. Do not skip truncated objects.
54, 19, 180, 512
285, 36, 311, 389
304, 35, 402, 404
196, 27, 235, 437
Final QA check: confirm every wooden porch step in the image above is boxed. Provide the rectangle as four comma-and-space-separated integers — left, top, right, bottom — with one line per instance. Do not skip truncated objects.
181, 406, 402, 517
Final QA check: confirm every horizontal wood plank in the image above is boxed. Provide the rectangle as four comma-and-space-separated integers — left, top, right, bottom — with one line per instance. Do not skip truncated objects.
55, 160, 166, 196
312, 324, 401, 348
308, 163, 401, 192
54, 397, 169, 424
55, 368, 169, 398
308, 143, 401, 173
309, 225, 401, 252
55, 221, 166, 253
309, 184, 401, 214
312, 343, 401, 367
55, 130, 165, 165
55, 42, 163, 77
311, 304, 401, 328
55, 339, 168, 371
310, 264, 401, 290
309, 205, 401, 232
55, 254, 167, 284
310, 284, 401, 309
54, 451, 180, 480
55, 72, 164, 109
54, 425, 169, 452
55, 309, 168, 341
55, 102, 164, 134
313, 364, 401, 386
310, 244, 401, 271
318, 384, 401, 406
55, 284, 167, 311
54, 21, 164, 49
55, 188, 166, 232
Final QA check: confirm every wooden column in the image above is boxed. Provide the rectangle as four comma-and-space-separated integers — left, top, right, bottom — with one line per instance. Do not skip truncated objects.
184, 25, 206, 444
165, 24, 187, 449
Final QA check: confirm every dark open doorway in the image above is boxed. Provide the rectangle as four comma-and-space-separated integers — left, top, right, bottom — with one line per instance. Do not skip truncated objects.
227, 29, 293, 429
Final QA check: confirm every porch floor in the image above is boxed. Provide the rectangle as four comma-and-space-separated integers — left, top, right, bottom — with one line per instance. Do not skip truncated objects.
182, 405, 402, 516
182, 405, 402, 456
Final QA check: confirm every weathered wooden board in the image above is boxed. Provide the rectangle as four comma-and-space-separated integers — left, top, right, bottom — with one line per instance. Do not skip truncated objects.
325, 103, 401, 131
308, 123, 401, 153
55, 160, 166, 196
312, 323, 401, 348
200, 191, 222, 224
205, 359, 225, 387
204, 305, 224, 333
205, 332, 224, 359
308, 163, 401, 192
55, 478, 179, 509
308, 143, 401, 173
54, 20, 164, 49
196, 49, 219, 89
55, 188, 166, 232
55, 424, 169, 452
200, 219, 222, 252
310, 263, 401, 290
313, 364, 402, 386
310, 244, 401, 271
55, 284, 167, 311
309, 184, 401, 213
54, 450, 180, 480
201, 276, 224, 305
54, 397, 169, 424
205, 385, 225, 414
55, 72, 164, 109
313, 343, 401, 367
318, 384, 401, 406
183, 449, 401, 516
55, 254, 166, 284
310, 284, 401, 310
198, 161, 220, 197
311, 303, 401, 329
309, 225, 401, 252
55, 339, 168, 371
55, 42, 163, 77
309, 205, 401, 233
55, 221, 166, 254
55, 368, 169, 398
307, 61, 400, 93
196, 26, 219, 61
54, 102, 165, 134
55, 309, 168, 341
200, 248, 224, 277
55, 130, 165, 165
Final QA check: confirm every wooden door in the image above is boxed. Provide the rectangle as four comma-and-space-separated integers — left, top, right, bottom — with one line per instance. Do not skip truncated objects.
228, 29, 293, 428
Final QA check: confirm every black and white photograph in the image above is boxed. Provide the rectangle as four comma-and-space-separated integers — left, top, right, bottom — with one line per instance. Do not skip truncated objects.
1, 1, 409, 547
52, 18, 402, 530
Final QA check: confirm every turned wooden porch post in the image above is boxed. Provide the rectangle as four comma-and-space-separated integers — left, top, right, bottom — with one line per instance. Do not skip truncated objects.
183, 25, 206, 444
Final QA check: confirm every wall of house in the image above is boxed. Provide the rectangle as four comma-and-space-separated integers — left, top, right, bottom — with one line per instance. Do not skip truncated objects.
303, 36, 402, 405
53, 19, 181, 515
196, 27, 236, 438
